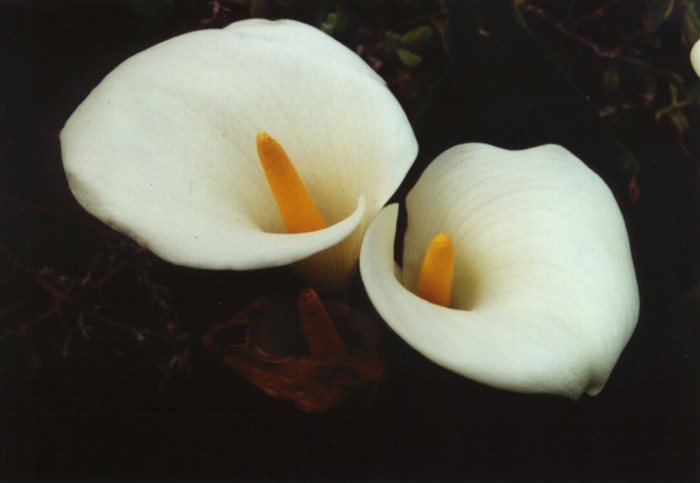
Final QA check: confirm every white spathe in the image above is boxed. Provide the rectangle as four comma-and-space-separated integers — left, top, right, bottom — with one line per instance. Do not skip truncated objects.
61, 19, 417, 293
692, 39, 700, 77
360, 143, 639, 399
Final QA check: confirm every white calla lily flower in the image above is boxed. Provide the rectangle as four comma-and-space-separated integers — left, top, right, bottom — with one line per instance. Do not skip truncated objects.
360, 143, 639, 399
692, 40, 700, 76
61, 19, 417, 293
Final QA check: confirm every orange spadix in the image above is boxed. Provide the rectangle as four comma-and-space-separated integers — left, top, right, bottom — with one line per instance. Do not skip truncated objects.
256, 132, 326, 234
416, 233, 454, 307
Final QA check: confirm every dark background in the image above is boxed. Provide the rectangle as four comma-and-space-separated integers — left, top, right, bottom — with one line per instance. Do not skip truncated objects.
2, 0, 699, 480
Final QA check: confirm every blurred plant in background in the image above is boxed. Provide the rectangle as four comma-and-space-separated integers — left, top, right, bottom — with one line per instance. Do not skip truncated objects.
516, 0, 699, 158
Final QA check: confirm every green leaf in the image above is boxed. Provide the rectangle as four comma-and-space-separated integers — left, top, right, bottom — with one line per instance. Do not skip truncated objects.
321, 12, 338, 35
397, 48, 422, 68
401, 26, 434, 50
385, 31, 403, 49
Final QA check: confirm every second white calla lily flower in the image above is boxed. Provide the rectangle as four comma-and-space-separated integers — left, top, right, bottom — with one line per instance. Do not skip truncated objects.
691, 39, 700, 77
61, 19, 417, 293
360, 143, 639, 399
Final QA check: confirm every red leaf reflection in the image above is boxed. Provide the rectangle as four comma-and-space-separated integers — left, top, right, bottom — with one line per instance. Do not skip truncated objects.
202, 292, 384, 412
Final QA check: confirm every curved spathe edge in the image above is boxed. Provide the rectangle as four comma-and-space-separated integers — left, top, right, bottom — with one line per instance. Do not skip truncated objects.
67, 162, 368, 271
